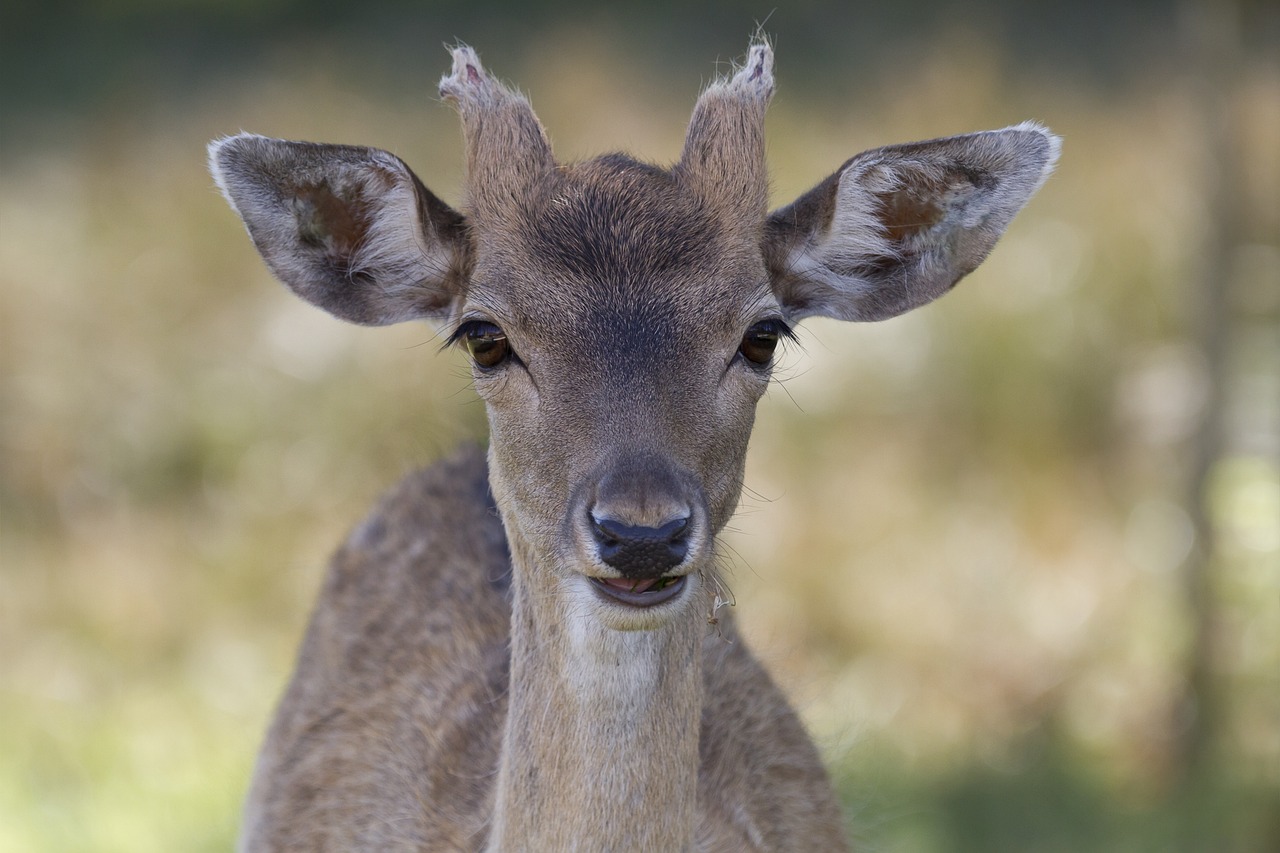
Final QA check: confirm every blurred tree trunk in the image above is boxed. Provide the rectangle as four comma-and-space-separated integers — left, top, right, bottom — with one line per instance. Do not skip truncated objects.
1171, 0, 1241, 793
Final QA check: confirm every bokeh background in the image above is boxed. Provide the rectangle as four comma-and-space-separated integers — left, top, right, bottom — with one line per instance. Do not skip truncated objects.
2, 0, 1277, 850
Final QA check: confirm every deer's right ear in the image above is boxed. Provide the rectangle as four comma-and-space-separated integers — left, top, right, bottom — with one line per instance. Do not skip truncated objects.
209, 133, 470, 325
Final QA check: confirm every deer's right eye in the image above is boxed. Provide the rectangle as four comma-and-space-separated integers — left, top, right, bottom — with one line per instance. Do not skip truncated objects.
458, 321, 511, 369
738, 319, 786, 367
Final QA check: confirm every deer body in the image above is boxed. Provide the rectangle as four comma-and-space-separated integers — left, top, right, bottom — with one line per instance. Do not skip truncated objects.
211, 41, 1057, 852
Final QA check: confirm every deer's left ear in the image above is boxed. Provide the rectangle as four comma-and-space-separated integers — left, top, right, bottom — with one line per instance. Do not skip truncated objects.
764, 123, 1059, 322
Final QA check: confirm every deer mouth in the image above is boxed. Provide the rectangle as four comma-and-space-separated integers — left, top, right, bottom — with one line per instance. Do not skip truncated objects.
590, 574, 687, 607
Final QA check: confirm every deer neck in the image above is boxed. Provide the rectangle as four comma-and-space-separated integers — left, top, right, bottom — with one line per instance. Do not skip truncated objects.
486, 539, 704, 852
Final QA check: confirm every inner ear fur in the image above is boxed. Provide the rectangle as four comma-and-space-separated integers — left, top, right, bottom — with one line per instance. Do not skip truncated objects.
765, 122, 1060, 322
209, 134, 470, 326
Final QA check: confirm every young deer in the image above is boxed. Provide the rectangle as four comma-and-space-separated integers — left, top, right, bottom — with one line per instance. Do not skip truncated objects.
210, 41, 1057, 852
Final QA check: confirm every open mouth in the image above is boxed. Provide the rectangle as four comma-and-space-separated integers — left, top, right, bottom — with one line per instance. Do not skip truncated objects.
590, 574, 687, 607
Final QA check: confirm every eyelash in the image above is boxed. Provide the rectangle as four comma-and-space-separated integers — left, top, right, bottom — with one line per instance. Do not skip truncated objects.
449, 319, 514, 370
737, 317, 795, 368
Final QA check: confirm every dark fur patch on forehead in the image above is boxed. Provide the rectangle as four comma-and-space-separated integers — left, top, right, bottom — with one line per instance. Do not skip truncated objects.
528, 155, 719, 286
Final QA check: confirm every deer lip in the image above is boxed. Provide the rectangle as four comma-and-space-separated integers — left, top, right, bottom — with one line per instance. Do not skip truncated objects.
590, 575, 687, 608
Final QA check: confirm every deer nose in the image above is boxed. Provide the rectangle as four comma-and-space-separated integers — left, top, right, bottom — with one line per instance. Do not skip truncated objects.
589, 513, 690, 579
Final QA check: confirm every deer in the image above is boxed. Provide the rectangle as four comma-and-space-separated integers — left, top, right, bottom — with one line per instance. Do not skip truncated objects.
209, 39, 1057, 852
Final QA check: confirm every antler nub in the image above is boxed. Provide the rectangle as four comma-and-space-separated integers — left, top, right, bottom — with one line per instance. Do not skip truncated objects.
728, 41, 775, 96
439, 44, 498, 105
437, 44, 555, 224
677, 39, 776, 220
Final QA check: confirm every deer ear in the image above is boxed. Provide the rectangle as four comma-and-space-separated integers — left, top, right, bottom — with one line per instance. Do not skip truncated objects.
209, 133, 470, 325
764, 123, 1059, 322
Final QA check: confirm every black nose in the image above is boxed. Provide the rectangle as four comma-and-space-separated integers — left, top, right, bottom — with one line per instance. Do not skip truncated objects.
590, 514, 690, 579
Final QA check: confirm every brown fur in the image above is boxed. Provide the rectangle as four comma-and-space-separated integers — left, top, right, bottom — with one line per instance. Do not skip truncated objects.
241, 447, 843, 851
210, 40, 1057, 852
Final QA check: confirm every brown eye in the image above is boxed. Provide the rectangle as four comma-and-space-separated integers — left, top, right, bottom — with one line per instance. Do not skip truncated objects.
460, 321, 511, 369
739, 320, 783, 366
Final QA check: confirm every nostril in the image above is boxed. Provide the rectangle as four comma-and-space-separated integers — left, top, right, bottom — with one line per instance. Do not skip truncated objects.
657, 516, 689, 543
591, 514, 623, 546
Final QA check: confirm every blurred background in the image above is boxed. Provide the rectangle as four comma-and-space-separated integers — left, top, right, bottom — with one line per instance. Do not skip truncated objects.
1, 0, 1277, 850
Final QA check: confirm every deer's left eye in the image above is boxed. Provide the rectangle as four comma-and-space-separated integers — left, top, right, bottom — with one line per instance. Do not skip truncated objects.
738, 319, 786, 367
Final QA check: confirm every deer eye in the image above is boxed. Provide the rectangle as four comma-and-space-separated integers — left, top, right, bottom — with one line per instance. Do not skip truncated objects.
738, 319, 785, 367
457, 321, 511, 369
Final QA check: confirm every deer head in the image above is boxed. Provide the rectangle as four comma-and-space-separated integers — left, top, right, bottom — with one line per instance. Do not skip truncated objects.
209, 42, 1058, 634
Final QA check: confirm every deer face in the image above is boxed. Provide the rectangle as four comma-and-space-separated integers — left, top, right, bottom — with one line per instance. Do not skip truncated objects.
458, 156, 781, 620
210, 41, 1057, 629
